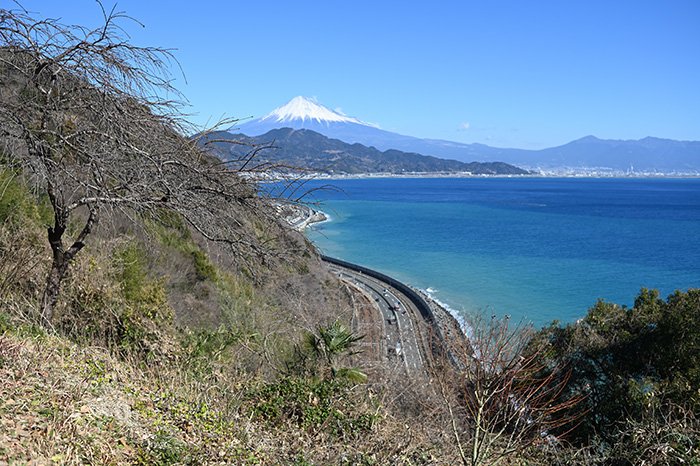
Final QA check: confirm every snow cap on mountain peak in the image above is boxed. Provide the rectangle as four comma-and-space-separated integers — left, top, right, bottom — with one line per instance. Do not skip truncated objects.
261, 96, 372, 126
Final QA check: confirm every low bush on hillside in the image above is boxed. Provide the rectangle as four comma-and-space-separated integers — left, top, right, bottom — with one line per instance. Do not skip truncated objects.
533, 288, 700, 464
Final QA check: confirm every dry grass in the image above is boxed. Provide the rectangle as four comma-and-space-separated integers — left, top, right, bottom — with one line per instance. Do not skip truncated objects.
0, 170, 469, 465
0, 196, 457, 465
0, 326, 460, 465
0, 331, 140, 464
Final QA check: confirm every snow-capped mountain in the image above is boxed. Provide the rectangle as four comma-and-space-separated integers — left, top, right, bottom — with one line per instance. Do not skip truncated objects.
232, 96, 429, 151
231, 97, 700, 173
233, 98, 534, 166
257, 96, 370, 125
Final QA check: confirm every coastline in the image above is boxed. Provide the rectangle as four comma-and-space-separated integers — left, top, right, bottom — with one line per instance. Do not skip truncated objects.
415, 287, 470, 357
302, 205, 465, 335
284, 171, 700, 181
320, 253, 469, 370
294, 208, 328, 230
305, 200, 469, 363
300, 203, 468, 339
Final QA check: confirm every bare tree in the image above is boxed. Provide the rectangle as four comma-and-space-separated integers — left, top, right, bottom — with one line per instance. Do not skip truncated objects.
0, 4, 280, 323
435, 315, 583, 466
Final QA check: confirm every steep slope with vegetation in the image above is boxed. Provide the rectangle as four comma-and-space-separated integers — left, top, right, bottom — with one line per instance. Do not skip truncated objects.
0, 5, 454, 464
0, 162, 455, 464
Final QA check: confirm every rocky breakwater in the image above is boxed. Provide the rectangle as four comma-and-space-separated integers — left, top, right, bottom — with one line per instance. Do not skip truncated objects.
276, 202, 328, 231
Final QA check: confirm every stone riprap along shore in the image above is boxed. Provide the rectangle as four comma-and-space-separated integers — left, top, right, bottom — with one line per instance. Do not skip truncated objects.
277, 202, 327, 231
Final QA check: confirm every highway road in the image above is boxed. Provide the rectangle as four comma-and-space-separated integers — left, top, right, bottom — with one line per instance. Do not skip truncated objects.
326, 262, 426, 374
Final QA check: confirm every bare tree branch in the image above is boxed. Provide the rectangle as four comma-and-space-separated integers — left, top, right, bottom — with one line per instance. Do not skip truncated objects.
433, 315, 585, 465
0, 4, 291, 322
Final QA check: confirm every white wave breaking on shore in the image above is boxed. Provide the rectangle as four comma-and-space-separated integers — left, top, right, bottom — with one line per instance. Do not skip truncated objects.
420, 287, 475, 337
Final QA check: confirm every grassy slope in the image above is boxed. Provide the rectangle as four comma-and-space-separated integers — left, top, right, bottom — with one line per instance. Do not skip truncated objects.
0, 168, 454, 465
0, 329, 392, 464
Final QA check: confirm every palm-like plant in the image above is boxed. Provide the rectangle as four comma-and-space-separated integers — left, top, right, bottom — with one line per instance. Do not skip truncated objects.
305, 321, 366, 382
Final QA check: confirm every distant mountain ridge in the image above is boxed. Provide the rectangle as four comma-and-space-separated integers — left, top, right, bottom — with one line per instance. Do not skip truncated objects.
234, 97, 700, 173
201, 128, 529, 175
533, 135, 700, 172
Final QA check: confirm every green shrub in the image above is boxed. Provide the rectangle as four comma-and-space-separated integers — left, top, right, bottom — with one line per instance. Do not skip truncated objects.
116, 243, 150, 303
0, 312, 10, 334
0, 168, 28, 223
216, 271, 258, 331
115, 243, 171, 317
149, 210, 219, 283
191, 248, 217, 281
55, 241, 175, 361
136, 428, 185, 466
113, 243, 174, 359
149, 210, 191, 250
180, 326, 243, 378
536, 287, 700, 458
246, 376, 377, 436
0, 168, 50, 227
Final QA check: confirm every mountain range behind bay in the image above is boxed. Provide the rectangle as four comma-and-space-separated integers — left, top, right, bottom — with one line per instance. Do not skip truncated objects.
202, 96, 700, 175
200, 128, 529, 176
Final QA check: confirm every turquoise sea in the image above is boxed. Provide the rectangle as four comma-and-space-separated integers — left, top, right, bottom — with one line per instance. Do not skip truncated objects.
293, 177, 700, 326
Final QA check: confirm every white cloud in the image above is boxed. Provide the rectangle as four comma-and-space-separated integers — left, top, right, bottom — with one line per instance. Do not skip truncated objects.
458, 122, 471, 131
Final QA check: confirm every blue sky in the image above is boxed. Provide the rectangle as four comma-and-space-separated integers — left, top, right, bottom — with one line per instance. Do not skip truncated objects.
14, 1, 700, 149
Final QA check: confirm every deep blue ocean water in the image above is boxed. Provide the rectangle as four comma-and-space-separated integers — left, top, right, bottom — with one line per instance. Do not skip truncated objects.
295, 177, 700, 326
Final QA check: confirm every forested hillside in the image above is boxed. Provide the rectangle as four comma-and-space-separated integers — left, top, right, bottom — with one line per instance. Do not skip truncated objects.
201, 128, 530, 175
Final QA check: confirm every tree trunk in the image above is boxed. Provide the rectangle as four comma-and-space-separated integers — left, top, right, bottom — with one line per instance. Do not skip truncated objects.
41, 255, 66, 323
40, 208, 97, 324
41, 223, 67, 323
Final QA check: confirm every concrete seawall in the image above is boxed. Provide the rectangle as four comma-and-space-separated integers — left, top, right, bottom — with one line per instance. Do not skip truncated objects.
321, 255, 466, 366
321, 255, 435, 324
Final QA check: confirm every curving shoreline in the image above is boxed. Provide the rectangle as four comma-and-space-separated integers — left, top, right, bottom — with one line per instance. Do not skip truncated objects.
293, 203, 468, 365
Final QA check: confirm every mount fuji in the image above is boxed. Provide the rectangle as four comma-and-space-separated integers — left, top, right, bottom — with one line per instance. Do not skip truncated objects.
240, 96, 372, 127
232, 96, 428, 153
